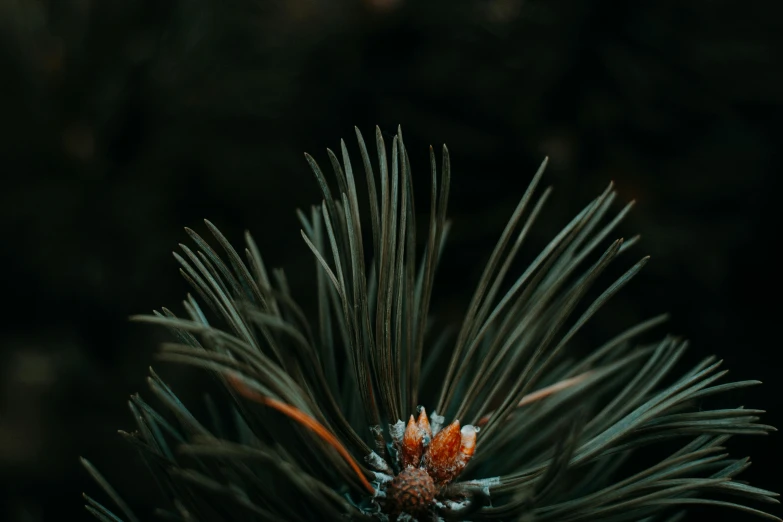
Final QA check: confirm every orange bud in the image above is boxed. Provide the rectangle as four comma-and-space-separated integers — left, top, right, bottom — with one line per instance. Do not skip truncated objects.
423, 420, 461, 483
417, 407, 432, 442
401, 415, 424, 468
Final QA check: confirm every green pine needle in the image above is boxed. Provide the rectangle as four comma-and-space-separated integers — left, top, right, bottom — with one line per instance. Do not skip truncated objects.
82, 126, 779, 521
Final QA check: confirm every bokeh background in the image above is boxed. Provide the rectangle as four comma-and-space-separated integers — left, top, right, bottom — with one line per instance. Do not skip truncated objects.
1, 0, 781, 520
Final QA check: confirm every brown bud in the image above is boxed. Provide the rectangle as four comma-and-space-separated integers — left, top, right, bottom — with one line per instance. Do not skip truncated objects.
385, 467, 436, 517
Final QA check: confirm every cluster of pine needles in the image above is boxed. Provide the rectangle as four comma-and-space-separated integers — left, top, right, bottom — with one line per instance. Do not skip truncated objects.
82, 126, 778, 521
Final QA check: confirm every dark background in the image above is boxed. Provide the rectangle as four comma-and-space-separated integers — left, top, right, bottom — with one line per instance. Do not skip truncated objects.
0, 0, 780, 520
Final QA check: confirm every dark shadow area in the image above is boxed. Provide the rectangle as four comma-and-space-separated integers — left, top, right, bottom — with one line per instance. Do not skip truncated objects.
0, 1, 780, 520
